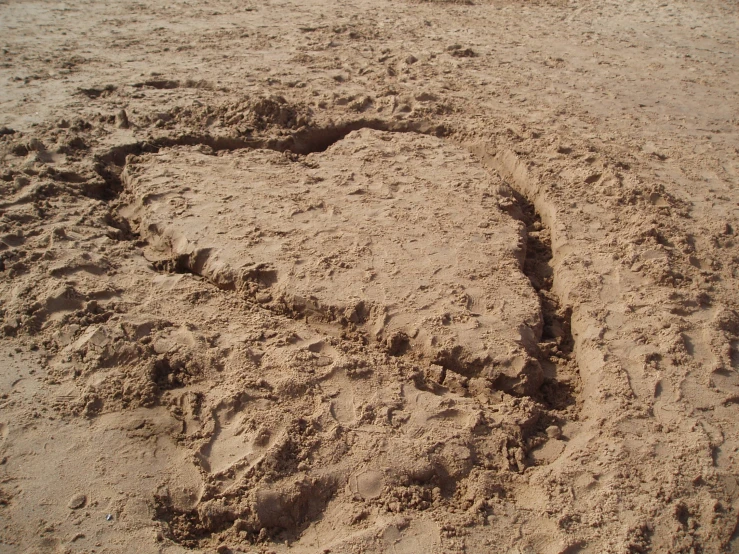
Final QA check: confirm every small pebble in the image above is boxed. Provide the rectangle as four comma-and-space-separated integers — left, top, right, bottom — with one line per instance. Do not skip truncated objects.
68, 493, 87, 510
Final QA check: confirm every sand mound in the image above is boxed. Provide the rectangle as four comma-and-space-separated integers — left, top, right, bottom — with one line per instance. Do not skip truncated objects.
121, 129, 544, 395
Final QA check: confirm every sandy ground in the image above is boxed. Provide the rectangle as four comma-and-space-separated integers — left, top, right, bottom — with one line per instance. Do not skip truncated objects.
1, 0, 738, 552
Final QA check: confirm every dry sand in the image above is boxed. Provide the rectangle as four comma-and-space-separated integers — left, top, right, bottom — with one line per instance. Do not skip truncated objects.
0, 0, 738, 552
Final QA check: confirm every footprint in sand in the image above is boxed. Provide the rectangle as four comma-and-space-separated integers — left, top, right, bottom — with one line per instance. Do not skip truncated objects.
321, 368, 356, 425
200, 400, 277, 475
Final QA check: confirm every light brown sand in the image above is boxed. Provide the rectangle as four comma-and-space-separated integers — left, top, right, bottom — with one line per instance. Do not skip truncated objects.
0, 0, 738, 552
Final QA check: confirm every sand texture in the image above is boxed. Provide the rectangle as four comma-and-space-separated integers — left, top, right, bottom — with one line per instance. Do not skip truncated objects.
1, 0, 739, 552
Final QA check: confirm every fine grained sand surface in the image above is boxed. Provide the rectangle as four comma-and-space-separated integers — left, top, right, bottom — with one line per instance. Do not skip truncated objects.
0, 0, 738, 552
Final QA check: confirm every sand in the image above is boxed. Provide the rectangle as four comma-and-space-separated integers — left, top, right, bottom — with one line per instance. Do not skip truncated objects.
0, 0, 738, 552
